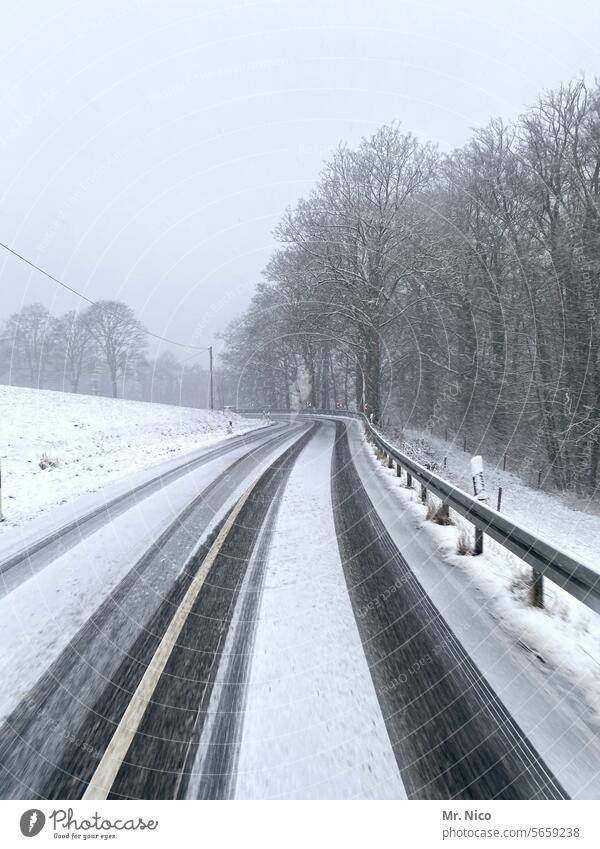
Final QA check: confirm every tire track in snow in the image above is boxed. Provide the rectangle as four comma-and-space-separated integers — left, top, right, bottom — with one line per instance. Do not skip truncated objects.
233, 421, 406, 799
181, 466, 288, 798
0, 424, 304, 799
331, 420, 567, 800
102, 424, 316, 799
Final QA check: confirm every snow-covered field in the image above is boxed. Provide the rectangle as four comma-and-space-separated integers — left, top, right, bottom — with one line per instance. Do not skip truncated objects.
0, 385, 261, 532
398, 427, 600, 571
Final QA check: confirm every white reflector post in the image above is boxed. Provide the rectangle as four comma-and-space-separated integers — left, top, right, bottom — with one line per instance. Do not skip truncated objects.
470, 454, 487, 502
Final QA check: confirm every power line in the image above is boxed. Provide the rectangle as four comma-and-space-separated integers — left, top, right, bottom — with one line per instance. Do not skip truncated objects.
0, 240, 209, 353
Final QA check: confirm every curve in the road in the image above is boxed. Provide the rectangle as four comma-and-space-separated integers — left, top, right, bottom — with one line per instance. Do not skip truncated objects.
0, 416, 571, 801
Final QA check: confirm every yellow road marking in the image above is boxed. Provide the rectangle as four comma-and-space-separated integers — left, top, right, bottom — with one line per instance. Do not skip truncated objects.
82, 483, 256, 800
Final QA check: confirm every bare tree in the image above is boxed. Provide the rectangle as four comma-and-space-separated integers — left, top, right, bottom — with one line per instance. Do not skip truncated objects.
216, 78, 600, 493
84, 301, 147, 398
2, 303, 53, 386
275, 124, 437, 420
52, 311, 93, 393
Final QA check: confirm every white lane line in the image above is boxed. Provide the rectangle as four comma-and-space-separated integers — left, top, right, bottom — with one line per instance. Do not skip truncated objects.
183, 485, 284, 799
82, 483, 256, 800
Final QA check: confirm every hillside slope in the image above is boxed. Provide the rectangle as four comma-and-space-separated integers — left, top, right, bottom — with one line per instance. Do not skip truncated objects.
0, 385, 262, 530
381, 425, 600, 572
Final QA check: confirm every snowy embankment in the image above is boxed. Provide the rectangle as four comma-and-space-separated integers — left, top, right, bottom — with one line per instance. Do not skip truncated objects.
365, 431, 600, 722
0, 384, 262, 532
399, 427, 600, 571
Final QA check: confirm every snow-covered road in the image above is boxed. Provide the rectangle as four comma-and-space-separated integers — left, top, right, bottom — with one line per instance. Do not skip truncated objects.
0, 414, 595, 800
0, 423, 303, 723
234, 422, 405, 799
0, 423, 309, 798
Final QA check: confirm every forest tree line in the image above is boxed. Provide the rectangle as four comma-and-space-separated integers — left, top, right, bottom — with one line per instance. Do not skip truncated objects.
221, 77, 600, 493
0, 300, 217, 408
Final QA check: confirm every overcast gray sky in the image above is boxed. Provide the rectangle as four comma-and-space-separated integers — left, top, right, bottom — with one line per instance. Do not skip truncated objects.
0, 0, 598, 360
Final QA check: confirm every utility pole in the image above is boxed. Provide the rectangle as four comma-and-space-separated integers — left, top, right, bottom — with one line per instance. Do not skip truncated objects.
209, 345, 214, 411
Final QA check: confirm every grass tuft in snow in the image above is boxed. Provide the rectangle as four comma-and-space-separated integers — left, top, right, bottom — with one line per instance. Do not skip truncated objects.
456, 527, 473, 555
38, 453, 60, 470
426, 497, 453, 526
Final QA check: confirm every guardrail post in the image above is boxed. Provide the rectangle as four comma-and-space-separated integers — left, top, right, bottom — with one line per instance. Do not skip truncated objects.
396, 462, 402, 478
387, 453, 393, 469
530, 570, 544, 608
474, 527, 484, 555
420, 483, 427, 503
406, 471, 412, 488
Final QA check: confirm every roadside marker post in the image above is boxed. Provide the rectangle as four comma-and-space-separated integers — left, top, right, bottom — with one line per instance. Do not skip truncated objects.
470, 455, 486, 555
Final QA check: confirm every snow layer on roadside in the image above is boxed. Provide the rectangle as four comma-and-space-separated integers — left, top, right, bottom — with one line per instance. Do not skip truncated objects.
401, 426, 600, 571
349, 423, 600, 797
234, 423, 406, 800
0, 430, 301, 721
363, 431, 600, 723
0, 384, 261, 532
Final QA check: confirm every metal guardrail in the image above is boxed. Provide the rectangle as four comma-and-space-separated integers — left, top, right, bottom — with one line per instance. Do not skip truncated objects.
235, 407, 600, 614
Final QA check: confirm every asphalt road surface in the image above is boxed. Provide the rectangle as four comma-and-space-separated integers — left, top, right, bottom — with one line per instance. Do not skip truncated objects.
0, 417, 570, 799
